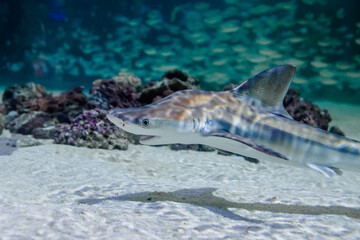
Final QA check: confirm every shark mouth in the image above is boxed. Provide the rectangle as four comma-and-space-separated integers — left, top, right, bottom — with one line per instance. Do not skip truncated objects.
139, 135, 162, 144
140, 135, 156, 141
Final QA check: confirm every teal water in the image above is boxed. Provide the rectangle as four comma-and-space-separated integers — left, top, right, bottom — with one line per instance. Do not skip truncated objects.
1, 2, 360, 238
0, 0, 359, 103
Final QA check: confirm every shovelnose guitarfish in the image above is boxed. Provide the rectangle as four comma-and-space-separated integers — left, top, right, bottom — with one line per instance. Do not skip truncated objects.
107, 65, 360, 177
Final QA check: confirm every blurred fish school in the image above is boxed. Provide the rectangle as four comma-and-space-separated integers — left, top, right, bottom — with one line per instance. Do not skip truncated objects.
1, 0, 360, 102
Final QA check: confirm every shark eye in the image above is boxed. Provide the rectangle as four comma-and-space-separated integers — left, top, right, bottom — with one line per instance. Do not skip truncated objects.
141, 118, 150, 128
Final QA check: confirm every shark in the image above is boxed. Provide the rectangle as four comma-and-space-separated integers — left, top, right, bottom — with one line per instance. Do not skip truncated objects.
107, 65, 360, 177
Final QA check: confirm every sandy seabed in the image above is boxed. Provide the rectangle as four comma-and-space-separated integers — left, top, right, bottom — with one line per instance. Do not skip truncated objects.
0, 101, 360, 239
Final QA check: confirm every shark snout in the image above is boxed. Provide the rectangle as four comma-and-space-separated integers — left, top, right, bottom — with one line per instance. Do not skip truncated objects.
107, 108, 129, 128
107, 108, 147, 135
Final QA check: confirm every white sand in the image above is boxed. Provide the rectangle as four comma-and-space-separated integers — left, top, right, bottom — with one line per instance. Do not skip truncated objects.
1, 143, 360, 239
0, 102, 359, 239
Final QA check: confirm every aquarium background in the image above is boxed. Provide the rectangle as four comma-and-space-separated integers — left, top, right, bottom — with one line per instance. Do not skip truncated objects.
1, 0, 360, 103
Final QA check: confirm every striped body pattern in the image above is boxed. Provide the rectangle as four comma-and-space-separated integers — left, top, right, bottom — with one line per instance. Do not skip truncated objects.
107, 65, 360, 176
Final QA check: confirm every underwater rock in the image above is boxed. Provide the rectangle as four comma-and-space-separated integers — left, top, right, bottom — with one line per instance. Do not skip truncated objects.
55, 108, 128, 150
5, 111, 19, 123
5, 111, 51, 135
329, 126, 345, 137
138, 69, 199, 104
88, 79, 139, 110
32, 126, 59, 139
2, 82, 47, 113
0, 113, 5, 134
48, 86, 89, 122
163, 69, 190, 82
3, 86, 88, 137
2, 84, 87, 124
31, 86, 87, 122
0, 104, 5, 115
112, 72, 142, 92
283, 89, 332, 130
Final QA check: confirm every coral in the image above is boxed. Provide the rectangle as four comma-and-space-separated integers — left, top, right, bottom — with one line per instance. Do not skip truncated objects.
163, 69, 200, 87
163, 69, 189, 82
2, 84, 88, 124
329, 126, 345, 137
32, 126, 59, 139
0, 104, 5, 115
283, 89, 332, 130
112, 72, 142, 92
0, 113, 5, 134
138, 69, 199, 104
4, 111, 19, 123
2, 82, 47, 113
5, 111, 51, 135
88, 79, 139, 110
55, 108, 128, 150
1, 80, 139, 139
48, 86, 89, 122
2, 85, 89, 138
21, 86, 88, 122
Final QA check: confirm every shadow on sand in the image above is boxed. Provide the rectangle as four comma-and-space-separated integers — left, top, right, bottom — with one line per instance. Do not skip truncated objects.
78, 188, 360, 221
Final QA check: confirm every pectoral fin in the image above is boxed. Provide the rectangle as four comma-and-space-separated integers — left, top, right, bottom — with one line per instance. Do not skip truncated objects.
307, 163, 343, 177
205, 131, 288, 160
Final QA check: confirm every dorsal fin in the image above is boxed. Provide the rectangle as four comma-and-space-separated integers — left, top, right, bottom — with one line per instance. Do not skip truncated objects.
232, 65, 296, 118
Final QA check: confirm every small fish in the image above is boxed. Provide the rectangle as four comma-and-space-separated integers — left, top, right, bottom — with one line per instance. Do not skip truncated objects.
107, 65, 360, 177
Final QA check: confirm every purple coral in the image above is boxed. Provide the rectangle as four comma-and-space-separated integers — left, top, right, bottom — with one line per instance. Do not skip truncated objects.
283, 89, 332, 130
88, 80, 139, 109
55, 108, 128, 150
53, 86, 88, 113
2, 82, 47, 113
